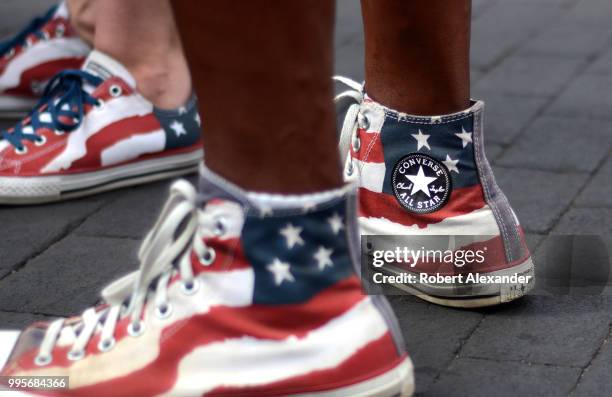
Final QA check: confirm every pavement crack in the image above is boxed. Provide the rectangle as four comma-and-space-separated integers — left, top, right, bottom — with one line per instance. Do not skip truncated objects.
492, 31, 609, 166
430, 314, 486, 385
0, 201, 107, 282
0, 308, 65, 318
545, 147, 612, 235
459, 354, 582, 369
567, 321, 612, 396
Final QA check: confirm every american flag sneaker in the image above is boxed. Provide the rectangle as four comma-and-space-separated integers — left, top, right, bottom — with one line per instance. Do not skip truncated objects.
0, 2, 90, 118
0, 169, 414, 397
0, 50, 203, 204
336, 77, 534, 308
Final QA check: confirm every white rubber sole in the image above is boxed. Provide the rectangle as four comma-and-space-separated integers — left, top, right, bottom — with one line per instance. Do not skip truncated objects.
0, 95, 38, 119
0, 150, 203, 204
1, 357, 413, 397
0, 330, 19, 372
290, 357, 414, 397
381, 257, 535, 308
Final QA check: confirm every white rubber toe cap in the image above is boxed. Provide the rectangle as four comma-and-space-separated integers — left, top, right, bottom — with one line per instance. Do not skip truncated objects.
0, 330, 20, 370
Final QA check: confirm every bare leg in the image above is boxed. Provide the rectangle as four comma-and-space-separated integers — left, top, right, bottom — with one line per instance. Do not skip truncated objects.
361, 0, 471, 115
93, 0, 191, 108
66, 0, 96, 45
171, 0, 341, 193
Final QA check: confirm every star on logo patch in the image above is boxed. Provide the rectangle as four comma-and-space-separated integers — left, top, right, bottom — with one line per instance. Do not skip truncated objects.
391, 153, 452, 214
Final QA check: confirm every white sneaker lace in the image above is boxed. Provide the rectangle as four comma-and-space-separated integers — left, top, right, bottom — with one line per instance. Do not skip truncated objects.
334, 76, 365, 163
34, 180, 219, 366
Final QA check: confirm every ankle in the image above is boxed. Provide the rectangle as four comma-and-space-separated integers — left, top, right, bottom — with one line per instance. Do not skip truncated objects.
365, 81, 470, 116
67, 0, 96, 45
130, 56, 192, 109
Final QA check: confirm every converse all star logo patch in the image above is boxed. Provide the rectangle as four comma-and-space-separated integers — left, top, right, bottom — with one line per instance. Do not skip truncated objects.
391, 153, 452, 214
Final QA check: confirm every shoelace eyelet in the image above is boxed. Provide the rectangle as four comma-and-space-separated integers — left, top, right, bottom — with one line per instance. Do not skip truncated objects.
24, 38, 32, 48
97, 337, 116, 352
109, 85, 122, 98
55, 24, 65, 37
346, 159, 354, 176
199, 248, 216, 266
213, 218, 227, 236
14, 146, 28, 155
6, 48, 15, 58
54, 129, 65, 136
2, 70, 103, 153
358, 113, 370, 130
181, 279, 200, 295
155, 303, 173, 319
127, 321, 145, 337
34, 354, 52, 366
67, 349, 85, 361
352, 133, 361, 152
34, 135, 47, 146
94, 99, 105, 110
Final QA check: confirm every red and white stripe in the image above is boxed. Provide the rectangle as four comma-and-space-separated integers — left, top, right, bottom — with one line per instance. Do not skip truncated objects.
0, 4, 90, 99
4, 201, 402, 396
347, 104, 500, 237
0, 78, 196, 178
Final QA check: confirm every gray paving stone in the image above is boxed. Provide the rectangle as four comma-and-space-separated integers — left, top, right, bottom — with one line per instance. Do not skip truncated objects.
553, 207, 612, 236
573, 331, 612, 397
0, 0, 55, 38
575, 155, 612, 207
387, 295, 483, 394
549, 209, 612, 295
502, 0, 574, 4
471, 3, 565, 70
472, 0, 498, 19
334, 38, 365, 82
74, 179, 182, 239
335, 0, 363, 48
496, 117, 612, 173
460, 296, 608, 367
533, 234, 612, 299
471, 68, 485, 84
525, 233, 546, 254
0, 200, 103, 279
586, 48, 612, 75
427, 357, 581, 397
0, 235, 138, 316
493, 167, 587, 233
547, 73, 612, 120
565, 0, 612, 28
484, 143, 504, 161
519, 21, 612, 57
473, 55, 586, 97
480, 95, 548, 145
0, 311, 54, 330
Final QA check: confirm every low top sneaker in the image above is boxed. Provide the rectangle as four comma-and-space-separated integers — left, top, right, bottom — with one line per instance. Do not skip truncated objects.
0, 169, 414, 397
0, 50, 203, 204
0, 2, 90, 117
336, 77, 534, 308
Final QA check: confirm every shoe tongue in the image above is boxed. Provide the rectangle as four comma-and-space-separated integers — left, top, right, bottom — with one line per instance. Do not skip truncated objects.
81, 50, 136, 88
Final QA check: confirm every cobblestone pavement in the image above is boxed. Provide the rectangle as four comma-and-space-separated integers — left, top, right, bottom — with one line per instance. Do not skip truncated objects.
1, 1, 612, 396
